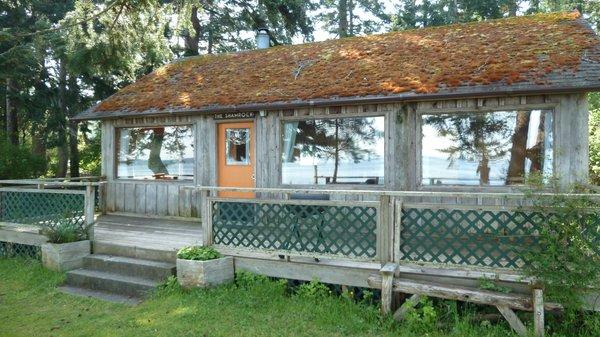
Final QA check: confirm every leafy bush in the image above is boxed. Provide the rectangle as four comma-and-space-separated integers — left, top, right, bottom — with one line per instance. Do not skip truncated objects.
522, 178, 600, 308
0, 135, 45, 179
41, 219, 88, 244
295, 278, 331, 299
176, 246, 221, 261
403, 296, 438, 332
235, 271, 270, 288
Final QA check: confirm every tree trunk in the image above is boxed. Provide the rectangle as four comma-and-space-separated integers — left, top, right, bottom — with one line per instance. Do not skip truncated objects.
56, 144, 69, 177
449, 0, 458, 23
68, 120, 80, 177
338, 0, 349, 38
528, 113, 546, 173
183, 5, 201, 56
31, 122, 47, 173
506, 111, 531, 184
348, 0, 354, 36
5, 78, 18, 146
332, 120, 340, 183
56, 57, 68, 178
508, 0, 518, 17
148, 128, 168, 175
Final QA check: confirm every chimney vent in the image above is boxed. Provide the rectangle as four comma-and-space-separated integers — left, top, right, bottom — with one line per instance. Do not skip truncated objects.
256, 29, 270, 49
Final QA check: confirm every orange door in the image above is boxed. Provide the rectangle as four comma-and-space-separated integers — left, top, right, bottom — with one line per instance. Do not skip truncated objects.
217, 122, 255, 198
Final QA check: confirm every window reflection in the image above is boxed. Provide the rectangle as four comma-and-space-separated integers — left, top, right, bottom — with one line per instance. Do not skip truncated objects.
282, 117, 384, 185
116, 126, 194, 180
226, 128, 250, 165
421, 110, 553, 186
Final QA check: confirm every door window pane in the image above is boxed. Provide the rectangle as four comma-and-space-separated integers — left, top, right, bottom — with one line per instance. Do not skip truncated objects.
421, 110, 553, 186
226, 128, 250, 165
116, 126, 194, 180
282, 117, 385, 185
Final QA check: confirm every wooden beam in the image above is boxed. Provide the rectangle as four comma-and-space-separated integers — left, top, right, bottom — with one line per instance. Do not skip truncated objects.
533, 289, 545, 337
380, 263, 398, 314
393, 294, 421, 322
367, 275, 562, 313
497, 305, 528, 337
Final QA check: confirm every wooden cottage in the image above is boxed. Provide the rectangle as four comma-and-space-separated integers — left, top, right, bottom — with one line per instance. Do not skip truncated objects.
3, 11, 592, 326
74, 11, 600, 217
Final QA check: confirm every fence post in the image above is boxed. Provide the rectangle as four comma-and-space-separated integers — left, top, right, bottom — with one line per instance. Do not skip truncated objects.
393, 197, 403, 263
84, 183, 95, 240
533, 288, 545, 337
378, 194, 392, 264
201, 189, 213, 246
98, 182, 107, 215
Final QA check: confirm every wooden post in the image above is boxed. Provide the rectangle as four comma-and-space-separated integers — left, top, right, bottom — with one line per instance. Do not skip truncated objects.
380, 262, 398, 315
378, 194, 392, 263
201, 189, 212, 246
98, 182, 107, 215
533, 288, 545, 337
84, 184, 95, 241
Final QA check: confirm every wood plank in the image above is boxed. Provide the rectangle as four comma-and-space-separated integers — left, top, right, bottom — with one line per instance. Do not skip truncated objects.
124, 183, 136, 213
367, 275, 563, 313
234, 257, 376, 288
533, 289, 545, 337
393, 294, 421, 321
168, 184, 180, 216
156, 184, 168, 216
497, 305, 528, 337
0, 228, 48, 246
135, 183, 146, 214
145, 184, 157, 215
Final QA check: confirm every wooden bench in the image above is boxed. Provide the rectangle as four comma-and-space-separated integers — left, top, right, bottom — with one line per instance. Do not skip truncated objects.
368, 263, 560, 337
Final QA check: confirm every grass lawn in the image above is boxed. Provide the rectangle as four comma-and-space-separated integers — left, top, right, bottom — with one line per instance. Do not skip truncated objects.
1, 258, 599, 337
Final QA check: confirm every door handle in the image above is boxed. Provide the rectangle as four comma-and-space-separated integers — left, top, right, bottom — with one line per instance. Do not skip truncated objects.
251, 173, 256, 181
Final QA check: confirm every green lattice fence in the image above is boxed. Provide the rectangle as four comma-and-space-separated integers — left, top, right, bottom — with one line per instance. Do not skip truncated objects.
400, 207, 600, 269
0, 241, 41, 259
0, 189, 86, 231
212, 200, 379, 259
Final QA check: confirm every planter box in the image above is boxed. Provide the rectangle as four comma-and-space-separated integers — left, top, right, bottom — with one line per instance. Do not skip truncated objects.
177, 256, 234, 288
42, 240, 91, 272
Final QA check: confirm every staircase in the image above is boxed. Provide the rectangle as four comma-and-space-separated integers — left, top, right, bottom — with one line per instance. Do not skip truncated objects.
58, 214, 203, 304
59, 242, 176, 304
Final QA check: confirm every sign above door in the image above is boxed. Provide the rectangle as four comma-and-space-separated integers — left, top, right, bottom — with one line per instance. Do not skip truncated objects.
214, 112, 256, 120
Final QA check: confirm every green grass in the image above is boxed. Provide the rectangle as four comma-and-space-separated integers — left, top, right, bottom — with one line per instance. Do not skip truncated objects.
0, 258, 598, 337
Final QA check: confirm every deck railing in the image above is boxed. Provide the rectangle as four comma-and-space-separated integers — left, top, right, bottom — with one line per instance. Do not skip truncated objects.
0, 178, 105, 231
194, 186, 600, 271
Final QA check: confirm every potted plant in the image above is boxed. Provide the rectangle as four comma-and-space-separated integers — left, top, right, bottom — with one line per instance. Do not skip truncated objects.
176, 246, 234, 288
41, 219, 90, 272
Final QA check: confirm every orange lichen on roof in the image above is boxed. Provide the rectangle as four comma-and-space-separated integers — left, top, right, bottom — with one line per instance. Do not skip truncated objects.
94, 11, 600, 114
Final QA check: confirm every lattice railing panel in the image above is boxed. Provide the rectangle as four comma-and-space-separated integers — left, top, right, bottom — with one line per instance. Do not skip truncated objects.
212, 201, 378, 259
0, 241, 41, 260
0, 191, 85, 231
400, 207, 545, 269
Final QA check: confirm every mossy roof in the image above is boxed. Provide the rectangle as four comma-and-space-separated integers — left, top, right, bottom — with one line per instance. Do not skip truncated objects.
80, 11, 600, 119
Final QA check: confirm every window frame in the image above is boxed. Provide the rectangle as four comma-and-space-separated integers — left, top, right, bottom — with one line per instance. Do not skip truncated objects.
416, 106, 557, 191
278, 112, 387, 189
114, 124, 196, 182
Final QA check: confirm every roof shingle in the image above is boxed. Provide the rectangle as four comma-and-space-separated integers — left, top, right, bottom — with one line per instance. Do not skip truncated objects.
84, 11, 600, 118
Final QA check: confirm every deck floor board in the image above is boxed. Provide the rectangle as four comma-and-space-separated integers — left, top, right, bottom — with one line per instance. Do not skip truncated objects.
93, 214, 203, 251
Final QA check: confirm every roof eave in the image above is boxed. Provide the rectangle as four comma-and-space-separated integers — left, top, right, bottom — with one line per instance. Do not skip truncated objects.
71, 84, 600, 121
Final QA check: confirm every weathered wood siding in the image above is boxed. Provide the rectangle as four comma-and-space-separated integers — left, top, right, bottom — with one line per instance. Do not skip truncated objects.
100, 93, 590, 216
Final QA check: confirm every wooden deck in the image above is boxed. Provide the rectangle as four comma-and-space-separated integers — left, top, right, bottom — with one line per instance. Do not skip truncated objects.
93, 214, 203, 252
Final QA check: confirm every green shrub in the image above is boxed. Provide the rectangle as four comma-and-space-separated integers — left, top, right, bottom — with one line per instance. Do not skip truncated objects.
235, 271, 270, 288
295, 278, 331, 299
176, 246, 221, 261
522, 178, 600, 308
41, 219, 88, 244
0, 135, 45, 179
